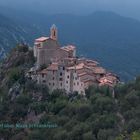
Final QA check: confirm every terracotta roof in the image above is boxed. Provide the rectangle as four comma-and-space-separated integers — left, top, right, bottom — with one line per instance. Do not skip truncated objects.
83, 79, 95, 83
98, 75, 119, 87
39, 69, 48, 74
93, 67, 106, 74
61, 45, 75, 52
99, 82, 114, 87
35, 37, 49, 42
86, 59, 99, 65
64, 57, 76, 61
78, 72, 87, 77
47, 63, 58, 71
66, 63, 84, 70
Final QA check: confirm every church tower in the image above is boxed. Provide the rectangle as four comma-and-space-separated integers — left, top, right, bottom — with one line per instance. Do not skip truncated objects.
50, 24, 58, 40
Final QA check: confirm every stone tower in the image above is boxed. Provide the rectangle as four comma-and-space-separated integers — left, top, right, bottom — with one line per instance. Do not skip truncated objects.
50, 24, 58, 40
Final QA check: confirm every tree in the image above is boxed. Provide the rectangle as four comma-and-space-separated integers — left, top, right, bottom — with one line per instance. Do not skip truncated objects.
131, 131, 140, 140
83, 131, 96, 140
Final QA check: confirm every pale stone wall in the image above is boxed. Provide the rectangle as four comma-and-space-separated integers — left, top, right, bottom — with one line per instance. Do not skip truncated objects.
64, 70, 71, 93
72, 72, 85, 95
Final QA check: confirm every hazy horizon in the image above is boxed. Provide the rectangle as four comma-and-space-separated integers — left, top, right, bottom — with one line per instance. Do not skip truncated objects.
0, 0, 140, 20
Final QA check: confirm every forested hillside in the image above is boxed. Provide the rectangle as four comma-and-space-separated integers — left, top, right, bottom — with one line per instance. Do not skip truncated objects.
0, 13, 44, 59
0, 45, 139, 140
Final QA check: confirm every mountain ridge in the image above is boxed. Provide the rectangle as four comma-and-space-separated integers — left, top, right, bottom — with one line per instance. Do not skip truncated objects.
1, 11, 140, 81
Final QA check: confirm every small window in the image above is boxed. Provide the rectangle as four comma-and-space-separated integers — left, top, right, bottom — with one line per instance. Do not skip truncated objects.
67, 75, 69, 79
77, 82, 79, 85
66, 81, 68, 84
42, 74, 44, 78
63, 67, 65, 70
54, 31, 56, 36
43, 80, 46, 83
59, 78, 63, 81
53, 83, 55, 86
60, 72, 62, 76
53, 77, 55, 80
74, 82, 75, 86
49, 83, 51, 86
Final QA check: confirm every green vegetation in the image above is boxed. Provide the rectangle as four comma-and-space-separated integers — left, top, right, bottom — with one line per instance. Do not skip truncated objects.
0, 45, 140, 139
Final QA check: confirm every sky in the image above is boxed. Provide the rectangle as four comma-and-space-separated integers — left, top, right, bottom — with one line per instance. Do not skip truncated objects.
0, 0, 140, 20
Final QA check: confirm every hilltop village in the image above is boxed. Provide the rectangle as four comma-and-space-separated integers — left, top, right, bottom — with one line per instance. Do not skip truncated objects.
28, 25, 119, 95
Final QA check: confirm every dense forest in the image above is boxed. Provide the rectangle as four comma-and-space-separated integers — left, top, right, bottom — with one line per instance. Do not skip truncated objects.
0, 45, 140, 140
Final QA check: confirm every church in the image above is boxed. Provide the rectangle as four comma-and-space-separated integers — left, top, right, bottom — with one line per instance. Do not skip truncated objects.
34, 24, 76, 68
29, 25, 119, 95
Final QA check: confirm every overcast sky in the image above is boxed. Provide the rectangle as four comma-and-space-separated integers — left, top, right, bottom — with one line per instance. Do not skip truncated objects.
0, 0, 140, 19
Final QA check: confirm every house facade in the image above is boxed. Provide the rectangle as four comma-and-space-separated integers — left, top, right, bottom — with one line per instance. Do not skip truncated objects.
28, 25, 119, 95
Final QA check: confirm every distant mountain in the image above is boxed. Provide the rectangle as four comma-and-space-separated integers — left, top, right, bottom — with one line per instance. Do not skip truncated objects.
39, 11, 140, 81
0, 13, 44, 58
1, 10, 140, 81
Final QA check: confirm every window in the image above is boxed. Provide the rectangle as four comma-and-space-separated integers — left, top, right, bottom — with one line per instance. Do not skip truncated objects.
77, 82, 79, 85
66, 81, 68, 84
54, 31, 56, 36
53, 77, 55, 80
43, 80, 46, 83
63, 67, 65, 70
42, 74, 44, 78
53, 71, 55, 74
60, 72, 62, 76
74, 82, 75, 86
67, 75, 69, 79
59, 78, 63, 81
49, 83, 51, 86
53, 83, 55, 86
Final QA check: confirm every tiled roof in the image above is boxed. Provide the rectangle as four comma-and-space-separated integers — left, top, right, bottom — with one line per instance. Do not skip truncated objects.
61, 45, 75, 52
86, 59, 99, 65
93, 67, 106, 74
99, 76, 117, 83
47, 63, 58, 71
38, 69, 48, 74
83, 79, 95, 83
78, 72, 87, 77
98, 75, 119, 87
99, 82, 114, 87
66, 63, 84, 70
35, 37, 49, 42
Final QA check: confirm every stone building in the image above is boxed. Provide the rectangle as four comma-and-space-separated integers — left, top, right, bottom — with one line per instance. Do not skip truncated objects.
34, 24, 76, 68
29, 25, 119, 95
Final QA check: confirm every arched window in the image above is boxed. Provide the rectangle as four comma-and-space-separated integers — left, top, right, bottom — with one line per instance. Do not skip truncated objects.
54, 31, 56, 36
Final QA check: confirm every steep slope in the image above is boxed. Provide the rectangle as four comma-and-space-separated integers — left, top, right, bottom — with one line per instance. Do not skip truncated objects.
1, 10, 140, 81
38, 12, 140, 81
0, 13, 44, 59
0, 45, 140, 140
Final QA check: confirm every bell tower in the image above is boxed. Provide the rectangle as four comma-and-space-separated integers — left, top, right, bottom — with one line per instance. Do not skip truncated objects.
50, 24, 58, 40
